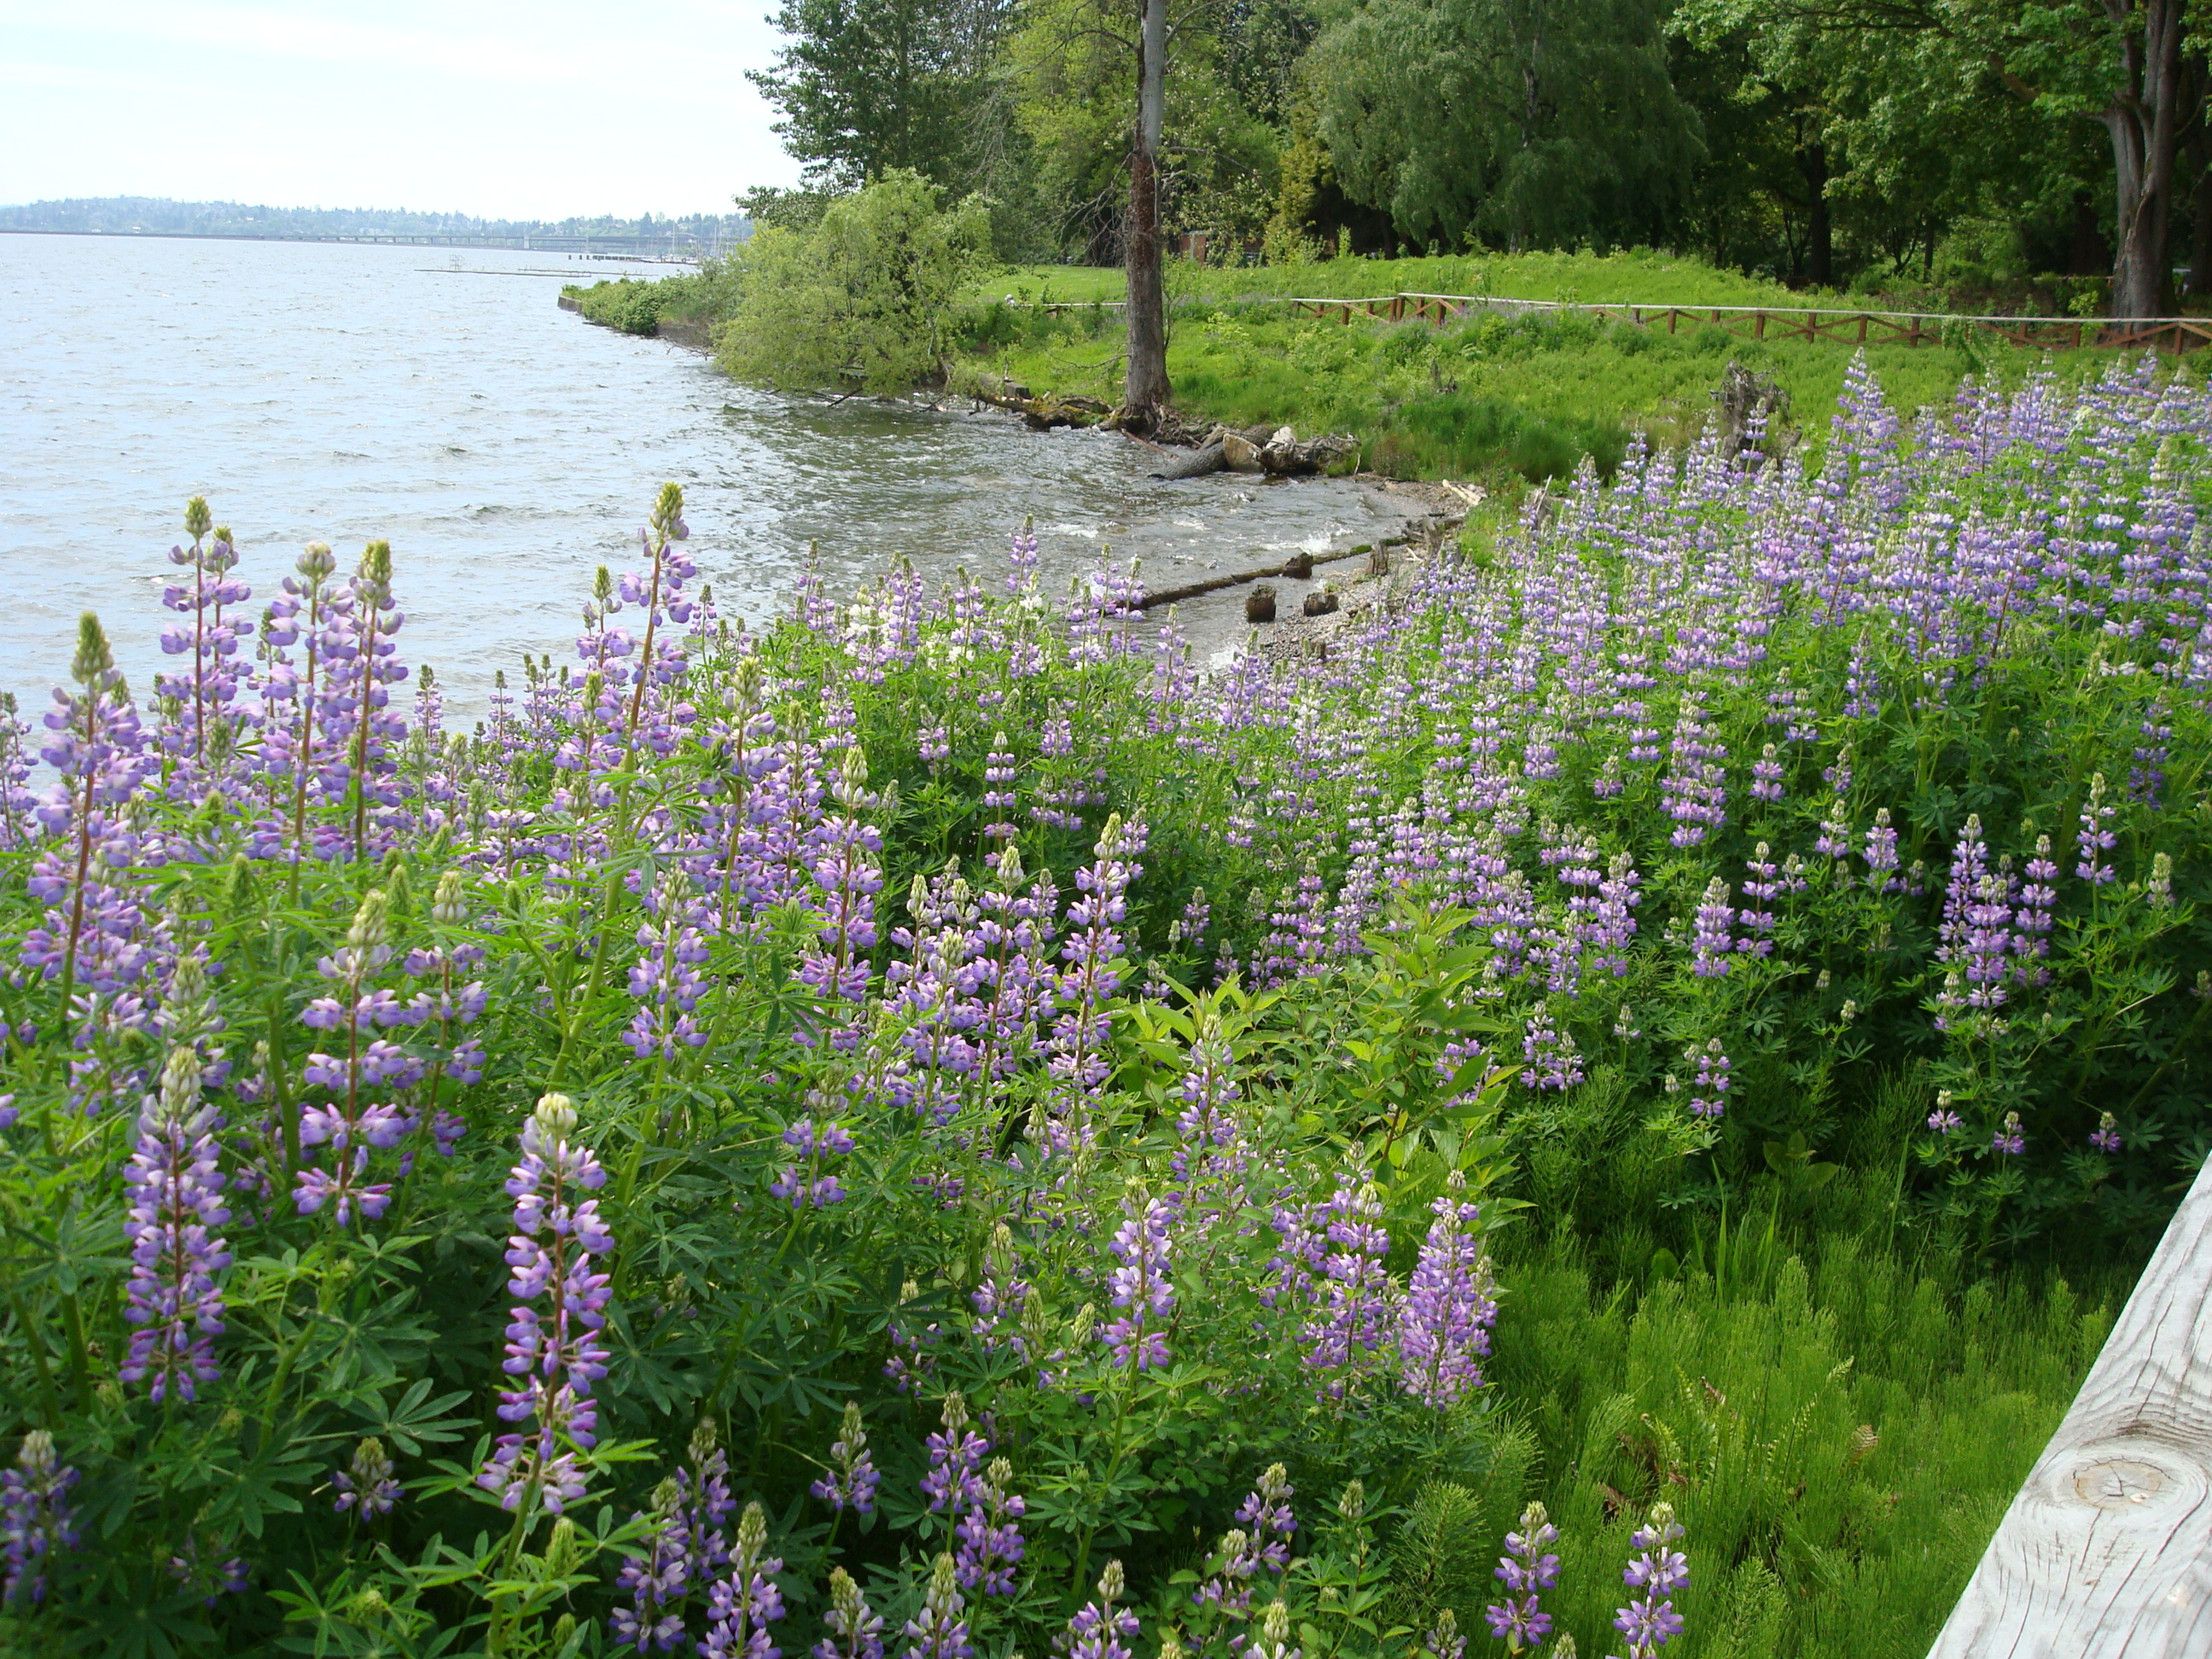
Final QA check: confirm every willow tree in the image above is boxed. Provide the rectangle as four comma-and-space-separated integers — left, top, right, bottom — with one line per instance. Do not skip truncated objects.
1310, 0, 1702, 254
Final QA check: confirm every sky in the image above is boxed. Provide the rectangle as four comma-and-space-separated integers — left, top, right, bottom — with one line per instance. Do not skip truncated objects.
0, 0, 804, 220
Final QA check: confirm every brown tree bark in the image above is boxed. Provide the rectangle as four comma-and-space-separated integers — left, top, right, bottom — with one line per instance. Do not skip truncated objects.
1122, 0, 1170, 431
2103, 0, 2186, 320
1800, 141, 1833, 288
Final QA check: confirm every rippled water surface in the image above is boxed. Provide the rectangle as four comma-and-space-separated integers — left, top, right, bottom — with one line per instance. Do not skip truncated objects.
0, 234, 1405, 719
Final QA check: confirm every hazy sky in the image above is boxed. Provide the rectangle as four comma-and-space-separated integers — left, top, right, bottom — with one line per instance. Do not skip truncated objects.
0, 0, 803, 219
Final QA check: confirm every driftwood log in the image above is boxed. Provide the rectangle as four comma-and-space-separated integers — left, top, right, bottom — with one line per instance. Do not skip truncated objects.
1246, 585, 1277, 623
1153, 443, 1226, 480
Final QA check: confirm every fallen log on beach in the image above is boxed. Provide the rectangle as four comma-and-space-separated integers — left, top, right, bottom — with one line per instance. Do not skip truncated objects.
1152, 443, 1226, 480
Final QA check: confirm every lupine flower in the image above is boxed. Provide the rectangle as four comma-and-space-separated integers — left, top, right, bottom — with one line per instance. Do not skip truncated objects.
1398, 1172, 1498, 1407
1233, 1464, 1297, 1573
332, 1436, 400, 1522
2091, 1111, 2123, 1153
816, 1566, 885, 1659
701, 1501, 785, 1659
294, 888, 410, 1226
1243, 1596, 1299, 1659
1686, 1041, 1732, 1120
120, 1045, 231, 1403
770, 1114, 855, 1208
1485, 1501, 1559, 1652
1101, 1194, 1175, 1371
810, 1402, 882, 1513
613, 1477, 691, 1654
1993, 1112, 2027, 1155
952, 1457, 1027, 1595
1062, 1560, 1138, 1659
1689, 879, 1734, 977
677, 1419, 738, 1576
921, 1392, 988, 1515
476, 1092, 612, 1516
2077, 772, 2117, 885
902, 1551, 972, 1659
1421, 1610, 1467, 1659
1302, 1176, 1395, 1396
1, 1431, 79, 1605
1522, 1002, 1584, 1091
1610, 1503, 1687, 1658
970, 1222, 1033, 1353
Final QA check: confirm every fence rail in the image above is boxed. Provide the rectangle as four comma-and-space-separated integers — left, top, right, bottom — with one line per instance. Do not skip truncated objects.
1012, 289, 2212, 352
1928, 1154, 2212, 1656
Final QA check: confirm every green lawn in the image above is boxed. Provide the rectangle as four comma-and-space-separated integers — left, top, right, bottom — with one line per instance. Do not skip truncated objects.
956, 292, 2101, 486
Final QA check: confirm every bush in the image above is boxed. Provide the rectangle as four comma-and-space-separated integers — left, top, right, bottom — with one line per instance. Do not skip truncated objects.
717, 171, 993, 393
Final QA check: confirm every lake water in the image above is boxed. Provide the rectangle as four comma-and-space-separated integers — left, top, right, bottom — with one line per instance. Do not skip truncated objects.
0, 233, 1410, 722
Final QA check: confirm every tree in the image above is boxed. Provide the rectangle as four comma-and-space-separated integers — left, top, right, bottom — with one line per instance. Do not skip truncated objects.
1127, 0, 1172, 427
749, 0, 1011, 189
714, 172, 993, 394
1680, 0, 2208, 318
1308, 0, 1703, 253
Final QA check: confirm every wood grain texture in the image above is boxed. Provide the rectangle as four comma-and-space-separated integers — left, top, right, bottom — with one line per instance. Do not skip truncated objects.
1928, 1157, 2212, 1657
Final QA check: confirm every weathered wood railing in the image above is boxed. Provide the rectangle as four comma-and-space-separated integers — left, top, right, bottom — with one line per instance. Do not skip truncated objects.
1927, 1155, 2212, 1656
1008, 291, 2212, 352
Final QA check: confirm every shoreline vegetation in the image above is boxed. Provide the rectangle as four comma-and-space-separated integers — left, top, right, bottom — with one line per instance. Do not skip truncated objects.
562, 236, 2116, 498
4, 350, 2203, 1650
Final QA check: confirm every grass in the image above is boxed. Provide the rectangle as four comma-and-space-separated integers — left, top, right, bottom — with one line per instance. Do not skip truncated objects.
955, 294, 2104, 486
1465, 1225, 2115, 1657
969, 249, 1823, 309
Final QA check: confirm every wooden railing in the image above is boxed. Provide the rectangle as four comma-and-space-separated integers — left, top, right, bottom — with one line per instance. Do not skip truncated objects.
1927, 1155, 2212, 1656
1010, 291, 2212, 352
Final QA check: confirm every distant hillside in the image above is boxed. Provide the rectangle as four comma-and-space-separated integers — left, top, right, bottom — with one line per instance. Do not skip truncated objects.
0, 197, 748, 248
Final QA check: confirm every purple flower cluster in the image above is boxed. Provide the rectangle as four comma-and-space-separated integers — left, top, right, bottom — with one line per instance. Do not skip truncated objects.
816, 1567, 886, 1659
1061, 1560, 1138, 1659
331, 1436, 400, 1522
1484, 1501, 1558, 1652
120, 1045, 231, 1403
770, 1114, 855, 1208
701, 1501, 786, 1659
1101, 1195, 1175, 1371
1610, 1503, 1688, 1658
810, 1402, 882, 1513
1, 1431, 79, 1605
902, 1551, 972, 1659
1397, 1173, 1499, 1407
477, 1092, 612, 1516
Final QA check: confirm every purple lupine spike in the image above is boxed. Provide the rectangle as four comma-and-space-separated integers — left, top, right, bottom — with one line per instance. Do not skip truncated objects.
2077, 772, 2117, 885
815, 1567, 885, 1659
1232, 1464, 1297, 1574
1301, 1176, 1394, 1397
769, 1112, 854, 1208
921, 1392, 989, 1515
1045, 813, 1145, 1149
1522, 1002, 1583, 1091
1610, 1503, 1688, 1658
970, 1222, 1033, 1353
1993, 1111, 2027, 1155
701, 1501, 785, 1659
1101, 1195, 1175, 1371
475, 1092, 612, 1517
294, 888, 409, 1225
331, 1436, 400, 1522
612, 1477, 692, 1654
1862, 808, 1901, 892
2091, 1111, 2123, 1153
623, 870, 713, 1062
1685, 1040, 1732, 1119
1006, 517, 1040, 596
1397, 1172, 1498, 1408
1061, 1561, 1138, 1659
1689, 878, 1734, 978
952, 1456, 1027, 1596
1484, 1501, 1559, 1652
1, 1431, 80, 1605
903, 1552, 972, 1659
810, 1402, 882, 1513
120, 1045, 231, 1403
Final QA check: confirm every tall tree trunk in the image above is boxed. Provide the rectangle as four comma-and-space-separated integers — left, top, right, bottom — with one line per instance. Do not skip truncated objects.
1800, 141, 1832, 288
2189, 156, 2212, 298
2104, 0, 2186, 320
1123, 0, 1170, 430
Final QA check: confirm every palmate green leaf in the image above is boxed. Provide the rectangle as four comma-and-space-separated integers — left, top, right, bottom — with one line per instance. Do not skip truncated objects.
348, 1377, 477, 1455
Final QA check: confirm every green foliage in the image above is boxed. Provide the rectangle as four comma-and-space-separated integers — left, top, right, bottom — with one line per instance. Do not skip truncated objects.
1492, 1232, 2116, 1656
562, 271, 725, 337
1310, 0, 1701, 253
716, 172, 993, 393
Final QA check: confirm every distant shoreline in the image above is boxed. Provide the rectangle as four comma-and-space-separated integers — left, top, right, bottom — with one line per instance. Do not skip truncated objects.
0, 226, 719, 259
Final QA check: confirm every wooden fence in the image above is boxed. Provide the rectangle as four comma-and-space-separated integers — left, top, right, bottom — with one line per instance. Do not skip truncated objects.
1016, 291, 2212, 352
1927, 1155, 2212, 1656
